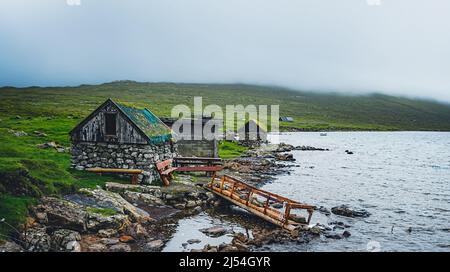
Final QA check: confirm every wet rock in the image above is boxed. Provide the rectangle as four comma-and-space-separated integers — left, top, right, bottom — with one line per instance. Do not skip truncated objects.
316, 206, 331, 216
0, 241, 24, 252
25, 226, 51, 252
289, 214, 307, 224
342, 230, 351, 238
145, 239, 164, 251
324, 233, 343, 239
98, 229, 118, 238
34, 197, 87, 232
200, 226, 227, 237
331, 205, 370, 218
185, 200, 197, 208
295, 146, 329, 151
133, 223, 148, 239
109, 243, 131, 252
271, 203, 283, 209
174, 203, 185, 209
50, 229, 81, 252
187, 239, 201, 244
79, 188, 153, 223
86, 213, 129, 233
123, 191, 164, 206
275, 153, 295, 161
309, 226, 322, 235
100, 238, 120, 246
86, 243, 107, 252
218, 244, 239, 252
66, 241, 81, 252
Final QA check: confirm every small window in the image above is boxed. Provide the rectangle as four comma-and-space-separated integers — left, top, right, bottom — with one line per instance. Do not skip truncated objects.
105, 113, 117, 136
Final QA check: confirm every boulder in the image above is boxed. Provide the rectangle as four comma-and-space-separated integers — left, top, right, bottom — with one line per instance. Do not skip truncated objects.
200, 226, 227, 237
86, 213, 128, 233
98, 229, 118, 238
109, 243, 131, 252
145, 239, 164, 251
331, 205, 370, 218
35, 197, 87, 232
25, 227, 51, 252
79, 188, 153, 223
187, 239, 201, 244
66, 241, 81, 252
50, 229, 81, 252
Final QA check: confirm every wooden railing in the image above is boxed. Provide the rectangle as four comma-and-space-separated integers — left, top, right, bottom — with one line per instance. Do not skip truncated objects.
207, 175, 315, 232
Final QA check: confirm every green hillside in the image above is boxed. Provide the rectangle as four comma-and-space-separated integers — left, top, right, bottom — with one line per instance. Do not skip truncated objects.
1, 81, 450, 131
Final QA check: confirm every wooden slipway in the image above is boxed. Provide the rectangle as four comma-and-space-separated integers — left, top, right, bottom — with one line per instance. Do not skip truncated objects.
206, 174, 315, 232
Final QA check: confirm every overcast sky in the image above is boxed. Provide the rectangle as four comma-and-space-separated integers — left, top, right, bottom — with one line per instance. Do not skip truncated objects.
1, 0, 449, 101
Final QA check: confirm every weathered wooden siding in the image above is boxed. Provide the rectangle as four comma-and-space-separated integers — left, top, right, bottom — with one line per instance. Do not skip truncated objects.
71, 100, 148, 144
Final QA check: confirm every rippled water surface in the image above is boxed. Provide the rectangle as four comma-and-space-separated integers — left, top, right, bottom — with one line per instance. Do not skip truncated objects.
165, 132, 450, 252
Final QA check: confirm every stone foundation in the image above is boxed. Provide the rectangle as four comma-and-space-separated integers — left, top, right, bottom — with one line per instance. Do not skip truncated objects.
70, 142, 177, 184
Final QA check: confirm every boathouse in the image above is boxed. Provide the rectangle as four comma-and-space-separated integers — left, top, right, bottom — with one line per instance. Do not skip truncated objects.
69, 98, 177, 184
160, 116, 220, 158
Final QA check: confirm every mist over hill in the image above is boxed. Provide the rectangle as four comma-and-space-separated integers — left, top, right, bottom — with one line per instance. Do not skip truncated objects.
1, 81, 450, 131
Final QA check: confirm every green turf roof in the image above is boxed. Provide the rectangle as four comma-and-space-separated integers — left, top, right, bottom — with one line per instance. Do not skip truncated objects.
115, 102, 172, 144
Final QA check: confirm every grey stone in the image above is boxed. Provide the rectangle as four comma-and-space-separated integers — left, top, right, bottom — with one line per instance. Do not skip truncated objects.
145, 239, 164, 251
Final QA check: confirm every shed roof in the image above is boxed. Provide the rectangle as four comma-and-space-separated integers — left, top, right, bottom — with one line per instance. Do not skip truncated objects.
115, 102, 172, 144
70, 98, 172, 144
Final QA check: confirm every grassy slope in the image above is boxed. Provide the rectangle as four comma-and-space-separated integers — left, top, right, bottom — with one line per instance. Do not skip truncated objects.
1, 81, 450, 131
1, 81, 450, 238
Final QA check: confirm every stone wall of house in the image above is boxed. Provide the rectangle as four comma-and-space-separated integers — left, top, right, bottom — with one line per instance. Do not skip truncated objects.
176, 139, 218, 158
70, 142, 177, 184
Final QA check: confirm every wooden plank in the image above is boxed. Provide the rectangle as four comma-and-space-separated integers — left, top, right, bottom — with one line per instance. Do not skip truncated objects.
175, 166, 223, 172
174, 157, 222, 162
86, 168, 144, 174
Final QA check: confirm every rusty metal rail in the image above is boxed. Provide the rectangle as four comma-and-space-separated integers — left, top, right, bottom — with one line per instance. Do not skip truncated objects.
206, 174, 315, 232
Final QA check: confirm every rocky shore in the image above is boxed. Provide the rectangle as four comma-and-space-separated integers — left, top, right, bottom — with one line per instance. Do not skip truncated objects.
0, 141, 371, 252
224, 142, 329, 184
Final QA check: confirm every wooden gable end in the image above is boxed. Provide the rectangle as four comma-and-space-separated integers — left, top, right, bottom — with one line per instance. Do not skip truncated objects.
70, 100, 149, 144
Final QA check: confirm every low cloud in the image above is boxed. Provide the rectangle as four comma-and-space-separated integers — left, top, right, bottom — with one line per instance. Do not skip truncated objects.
0, 0, 449, 101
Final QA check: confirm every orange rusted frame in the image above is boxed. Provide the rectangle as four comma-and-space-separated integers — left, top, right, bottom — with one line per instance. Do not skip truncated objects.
207, 174, 315, 231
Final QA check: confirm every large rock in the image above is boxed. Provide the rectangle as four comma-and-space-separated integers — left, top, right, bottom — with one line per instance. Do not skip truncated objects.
25, 227, 51, 252
200, 226, 227, 237
122, 191, 165, 206
35, 197, 87, 232
331, 205, 371, 218
86, 212, 129, 233
79, 188, 153, 223
144, 239, 164, 251
50, 229, 81, 252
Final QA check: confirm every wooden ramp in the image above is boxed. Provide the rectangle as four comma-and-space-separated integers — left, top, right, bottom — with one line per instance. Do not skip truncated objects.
206, 175, 315, 232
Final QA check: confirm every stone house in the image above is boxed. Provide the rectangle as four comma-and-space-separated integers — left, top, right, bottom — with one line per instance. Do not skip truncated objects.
160, 116, 220, 158
69, 98, 177, 184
